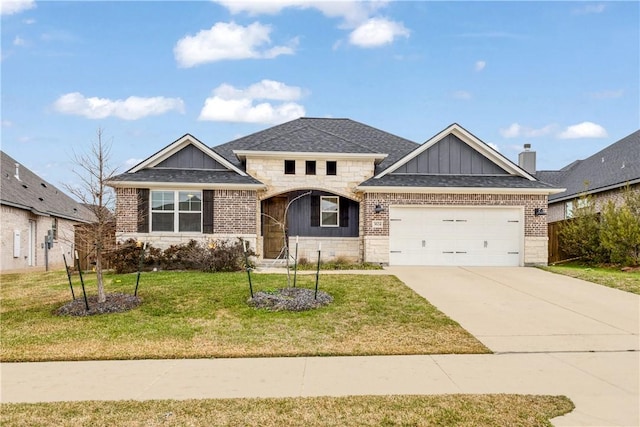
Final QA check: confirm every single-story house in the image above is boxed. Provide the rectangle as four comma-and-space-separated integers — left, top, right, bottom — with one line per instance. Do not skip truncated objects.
535, 129, 639, 262
108, 118, 563, 267
1, 151, 94, 273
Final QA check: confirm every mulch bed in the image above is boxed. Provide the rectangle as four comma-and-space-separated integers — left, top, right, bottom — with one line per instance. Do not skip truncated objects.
248, 287, 333, 312
54, 293, 141, 317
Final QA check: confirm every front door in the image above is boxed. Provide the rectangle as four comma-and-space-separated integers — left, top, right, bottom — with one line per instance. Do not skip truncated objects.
262, 196, 287, 259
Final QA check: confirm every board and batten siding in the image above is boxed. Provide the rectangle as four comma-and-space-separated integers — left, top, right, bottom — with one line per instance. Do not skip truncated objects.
393, 134, 507, 175
156, 145, 228, 170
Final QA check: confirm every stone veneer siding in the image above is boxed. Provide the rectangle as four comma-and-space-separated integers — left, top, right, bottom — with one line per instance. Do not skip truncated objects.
361, 192, 549, 266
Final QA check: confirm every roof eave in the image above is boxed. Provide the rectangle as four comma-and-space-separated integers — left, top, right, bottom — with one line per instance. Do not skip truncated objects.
355, 185, 565, 195
233, 150, 388, 162
107, 180, 266, 191
549, 178, 640, 203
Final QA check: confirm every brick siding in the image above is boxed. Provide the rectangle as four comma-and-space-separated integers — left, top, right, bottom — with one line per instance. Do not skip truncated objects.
213, 190, 257, 234
115, 187, 138, 233
362, 192, 548, 237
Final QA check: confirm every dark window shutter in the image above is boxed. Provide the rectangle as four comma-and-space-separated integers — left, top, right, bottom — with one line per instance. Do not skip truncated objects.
339, 198, 349, 228
203, 190, 214, 234
137, 189, 149, 233
310, 196, 320, 227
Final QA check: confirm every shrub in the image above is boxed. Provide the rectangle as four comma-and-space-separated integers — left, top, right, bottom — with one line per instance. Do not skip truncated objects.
559, 194, 606, 263
106, 239, 162, 274
600, 190, 640, 266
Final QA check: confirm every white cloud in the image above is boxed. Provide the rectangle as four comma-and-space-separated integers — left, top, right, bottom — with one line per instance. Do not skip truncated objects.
23, 18, 35, 24
53, 92, 185, 120
558, 122, 608, 139
124, 158, 143, 167
174, 21, 296, 67
214, 1, 383, 26
499, 123, 555, 138
452, 90, 472, 100
349, 17, 409, 48
487, 142, 499, 152
1, 119, 13, 127
0, 0, 35, 16
475, 60, 486, 71
590, 89, 624, 99
573, 3, 606, 14
199, 80, 305, 124
13, 36, 26, 46
214, 1, 409, 49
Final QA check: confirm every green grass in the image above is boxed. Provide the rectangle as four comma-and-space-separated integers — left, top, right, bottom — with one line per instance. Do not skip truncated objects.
541, 263, 640, 295
0, 270, 488, 362
0, 394, 574, 427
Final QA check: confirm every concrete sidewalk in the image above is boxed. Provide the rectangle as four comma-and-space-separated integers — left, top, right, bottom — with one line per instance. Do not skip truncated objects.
1, 267, 638, 426
1, 352, 638, 426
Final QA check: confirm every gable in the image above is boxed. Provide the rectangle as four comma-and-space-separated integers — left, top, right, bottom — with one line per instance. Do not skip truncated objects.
156, 144, 228, 170
392, 134, 508, 175
128, 134, 247, 177
377, 123, 535, 180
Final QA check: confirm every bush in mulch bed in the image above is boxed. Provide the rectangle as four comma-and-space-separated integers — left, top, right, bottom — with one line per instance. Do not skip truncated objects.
54, 293, 141, 317
248, 287, 333, 312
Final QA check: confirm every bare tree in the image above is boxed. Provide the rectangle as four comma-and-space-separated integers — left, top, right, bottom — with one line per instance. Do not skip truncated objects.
65, 128, 118, 303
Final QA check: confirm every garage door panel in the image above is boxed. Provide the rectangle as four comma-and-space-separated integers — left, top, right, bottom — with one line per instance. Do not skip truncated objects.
389, 206, 523, 267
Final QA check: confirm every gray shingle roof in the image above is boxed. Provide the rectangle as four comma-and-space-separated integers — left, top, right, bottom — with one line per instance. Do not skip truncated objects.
359, 174, 557, 189
109, 169, 263, 185
1, 151, 94, 222
536, 130, 640, 202
212, 117, 419, 173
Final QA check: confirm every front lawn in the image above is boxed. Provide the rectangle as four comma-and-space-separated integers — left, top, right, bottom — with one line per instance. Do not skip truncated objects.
0, 394, 574, 427
0, 270, 488, 362
541, 264, 640, 295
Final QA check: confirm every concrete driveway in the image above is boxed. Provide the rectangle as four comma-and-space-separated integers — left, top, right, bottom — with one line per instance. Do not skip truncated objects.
386, 266, 640, 426
385, 266, 639, 353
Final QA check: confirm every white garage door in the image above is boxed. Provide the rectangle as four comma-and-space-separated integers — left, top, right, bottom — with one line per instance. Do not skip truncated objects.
389, 206, 523, 266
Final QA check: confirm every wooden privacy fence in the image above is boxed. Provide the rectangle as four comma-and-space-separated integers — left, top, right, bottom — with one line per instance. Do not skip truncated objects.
547, 220, 570, 264
73, 222, 116, 271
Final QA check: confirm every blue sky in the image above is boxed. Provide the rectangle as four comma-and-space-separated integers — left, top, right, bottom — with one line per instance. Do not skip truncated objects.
2, 0, 638, 190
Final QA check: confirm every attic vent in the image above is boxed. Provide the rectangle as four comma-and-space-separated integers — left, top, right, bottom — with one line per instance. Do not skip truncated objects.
38, 197, 44, 202
22, 184, 28, 189
41, 183, 47, 188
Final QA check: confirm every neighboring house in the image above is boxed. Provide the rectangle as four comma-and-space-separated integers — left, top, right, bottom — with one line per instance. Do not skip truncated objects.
536, 129, 640, 223
535, 130, 640, 263
1, 151, 94, 273
108, 118, 562, 267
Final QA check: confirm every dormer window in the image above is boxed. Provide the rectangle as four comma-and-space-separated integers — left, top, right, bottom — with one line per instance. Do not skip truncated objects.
306, 160, 316, 175
284, 160, 295, 175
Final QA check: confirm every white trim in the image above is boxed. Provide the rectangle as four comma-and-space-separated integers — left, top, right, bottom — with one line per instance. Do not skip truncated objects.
129, 134, 248, 176
375, 124, 537, 181
320, 195, 339, 227
109, 181, 265, 191
356, 185, 566, 195
233, 150, 387, 162
150, 190, 203, 233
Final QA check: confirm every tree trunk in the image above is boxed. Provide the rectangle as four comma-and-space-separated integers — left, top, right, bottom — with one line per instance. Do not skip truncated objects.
96, 255, 106, 303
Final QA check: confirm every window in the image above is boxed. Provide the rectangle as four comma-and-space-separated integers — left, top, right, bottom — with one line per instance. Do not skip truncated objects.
306, 160, 316, 175
151, 191, 202, 232
284, 160, 296, 175
565, 201, 574, 219
326, 161, 337, 176
320, 196, 339, 227
51, 218, 58, 240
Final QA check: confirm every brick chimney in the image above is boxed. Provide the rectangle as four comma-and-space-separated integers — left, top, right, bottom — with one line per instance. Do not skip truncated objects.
518, 143, 536, 174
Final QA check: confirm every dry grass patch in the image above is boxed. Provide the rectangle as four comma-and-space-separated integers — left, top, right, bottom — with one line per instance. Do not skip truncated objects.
0, 394, 574, 427
541, 264, 640, 294
1, 271, 488, 361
